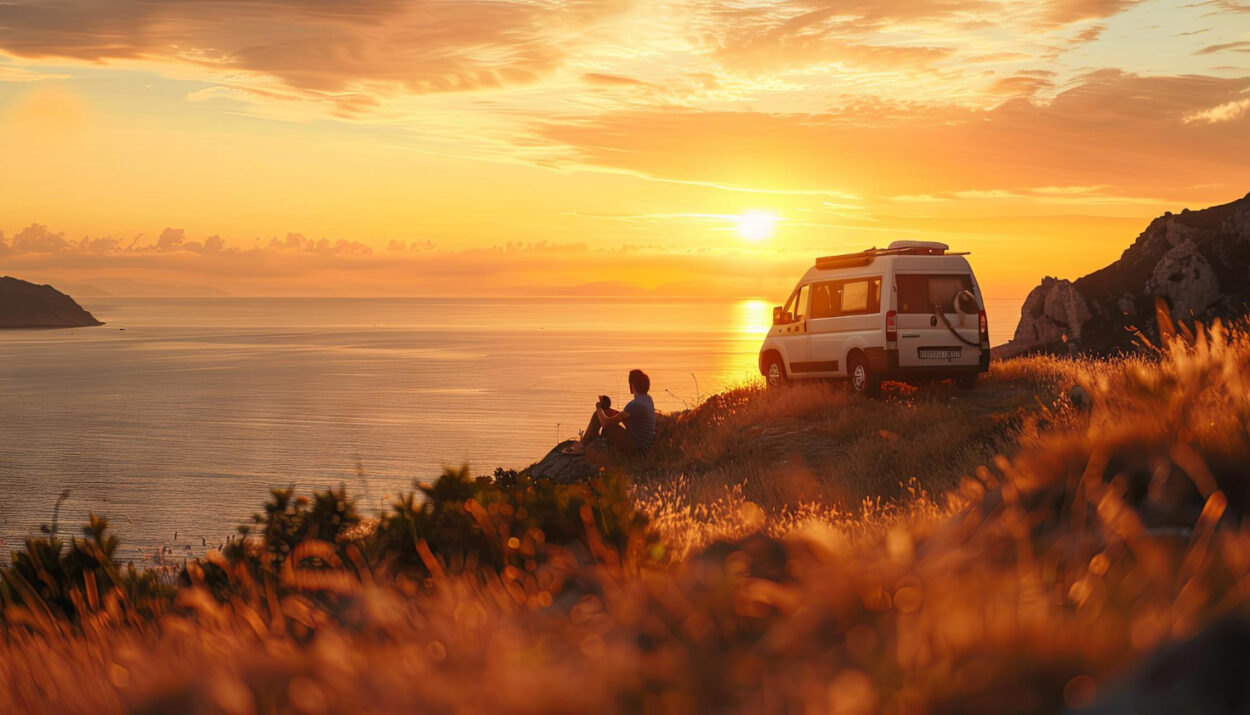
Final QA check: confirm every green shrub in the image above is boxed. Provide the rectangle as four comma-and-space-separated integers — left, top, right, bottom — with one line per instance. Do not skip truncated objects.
370, 465, 656, 579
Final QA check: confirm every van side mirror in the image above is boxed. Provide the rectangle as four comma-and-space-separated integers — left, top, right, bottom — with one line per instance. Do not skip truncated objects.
772, 306, 786, 325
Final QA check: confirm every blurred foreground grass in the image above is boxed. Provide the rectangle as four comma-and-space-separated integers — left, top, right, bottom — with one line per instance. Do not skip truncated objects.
3, 321, 1249, 713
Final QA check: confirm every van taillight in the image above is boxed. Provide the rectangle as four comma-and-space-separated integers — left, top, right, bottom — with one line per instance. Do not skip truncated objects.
978, 309, 989, 348
886, 310, 898, 350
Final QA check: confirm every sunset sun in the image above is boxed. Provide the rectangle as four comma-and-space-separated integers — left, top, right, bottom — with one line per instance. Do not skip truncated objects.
735, 211, 776, 241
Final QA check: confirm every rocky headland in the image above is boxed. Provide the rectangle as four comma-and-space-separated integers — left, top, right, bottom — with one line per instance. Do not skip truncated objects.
998, 192, 1250, 357
0, 276, 103, 328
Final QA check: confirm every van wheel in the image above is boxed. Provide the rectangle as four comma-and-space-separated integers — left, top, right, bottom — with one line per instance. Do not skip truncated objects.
956, 373, 978, 390
765, 356, 788, 389
848, 355, 880, 397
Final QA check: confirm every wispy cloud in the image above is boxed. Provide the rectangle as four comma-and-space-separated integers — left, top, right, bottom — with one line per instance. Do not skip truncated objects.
537, 71, 1250, 198
0, 63, 68, 82
1183, 96, 1250, 122
0, 0, 634, 114
1196, 40, 1250, 54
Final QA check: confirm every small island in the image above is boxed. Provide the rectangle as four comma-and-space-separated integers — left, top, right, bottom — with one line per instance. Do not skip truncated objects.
0, 276, 104, 328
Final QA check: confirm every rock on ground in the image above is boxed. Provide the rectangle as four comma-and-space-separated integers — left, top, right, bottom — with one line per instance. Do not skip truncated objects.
1146, 239, 1221, 319
998, 278, 1091, 358
528, 440, 600, 484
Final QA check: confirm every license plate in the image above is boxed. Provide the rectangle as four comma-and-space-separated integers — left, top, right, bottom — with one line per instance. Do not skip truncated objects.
919, 348, 961, 359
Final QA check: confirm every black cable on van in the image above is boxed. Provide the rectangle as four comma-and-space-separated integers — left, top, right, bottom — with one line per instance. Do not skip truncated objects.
932, 303, 982, 348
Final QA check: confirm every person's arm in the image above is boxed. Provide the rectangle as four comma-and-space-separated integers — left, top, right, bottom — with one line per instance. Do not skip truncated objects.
596, 406, 630, 426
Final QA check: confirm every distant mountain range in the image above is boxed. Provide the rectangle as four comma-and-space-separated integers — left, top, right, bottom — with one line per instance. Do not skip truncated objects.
998, 192, 1250, 357
0, 276, 103, 328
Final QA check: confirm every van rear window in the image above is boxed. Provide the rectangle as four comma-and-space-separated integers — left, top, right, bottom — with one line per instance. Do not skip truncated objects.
895, 274, 973, 314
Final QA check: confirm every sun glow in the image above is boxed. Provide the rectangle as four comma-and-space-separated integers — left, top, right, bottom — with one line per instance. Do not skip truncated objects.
735, 212, 776, 241
733, 299, 773, 337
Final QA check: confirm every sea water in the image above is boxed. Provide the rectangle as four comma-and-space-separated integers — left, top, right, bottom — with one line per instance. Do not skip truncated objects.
0, 297, 1021, 564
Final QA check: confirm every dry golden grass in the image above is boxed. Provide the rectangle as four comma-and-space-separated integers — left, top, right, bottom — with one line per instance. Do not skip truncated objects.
631, 353, 1076, 555
3, 320, 1250, 714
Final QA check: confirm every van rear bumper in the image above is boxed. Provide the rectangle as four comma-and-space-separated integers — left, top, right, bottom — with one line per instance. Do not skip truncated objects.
867, 347, 989, 378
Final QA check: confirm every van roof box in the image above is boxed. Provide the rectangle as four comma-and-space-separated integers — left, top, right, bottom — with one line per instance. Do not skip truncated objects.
814, 240, 965, 269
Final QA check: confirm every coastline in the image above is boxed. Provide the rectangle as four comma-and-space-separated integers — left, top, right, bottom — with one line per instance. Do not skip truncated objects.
3, 324, 1247, 712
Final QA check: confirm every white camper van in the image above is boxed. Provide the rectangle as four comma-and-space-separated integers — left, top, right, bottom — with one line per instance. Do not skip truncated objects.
758, 240, 990, 395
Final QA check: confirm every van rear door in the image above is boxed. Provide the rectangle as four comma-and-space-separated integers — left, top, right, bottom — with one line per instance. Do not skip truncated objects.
893, 273, 982, 368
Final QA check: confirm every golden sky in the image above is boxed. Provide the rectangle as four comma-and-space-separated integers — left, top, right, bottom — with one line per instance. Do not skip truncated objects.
0, 0, 1247, 299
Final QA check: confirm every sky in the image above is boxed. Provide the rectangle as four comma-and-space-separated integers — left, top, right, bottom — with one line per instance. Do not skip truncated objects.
0, 0, 1248, 300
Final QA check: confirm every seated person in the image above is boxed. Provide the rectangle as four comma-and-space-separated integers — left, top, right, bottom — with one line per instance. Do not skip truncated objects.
564, 369, 655, 457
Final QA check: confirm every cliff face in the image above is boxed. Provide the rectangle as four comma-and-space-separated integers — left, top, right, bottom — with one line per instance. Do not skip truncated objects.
0, 276, 104, 328
999, 192, 1250, 357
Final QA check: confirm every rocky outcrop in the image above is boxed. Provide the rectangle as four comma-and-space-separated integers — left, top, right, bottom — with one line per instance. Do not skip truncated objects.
1145, 239, 1221, 319
1004, 278, 1092, 355
0, 276, 103, 328
998, 192, 1250, 357
528, 440, 599, 484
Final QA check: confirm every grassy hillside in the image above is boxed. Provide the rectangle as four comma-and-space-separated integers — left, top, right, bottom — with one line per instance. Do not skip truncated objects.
2, 321, 1248, 713
631, 357, 1075, 556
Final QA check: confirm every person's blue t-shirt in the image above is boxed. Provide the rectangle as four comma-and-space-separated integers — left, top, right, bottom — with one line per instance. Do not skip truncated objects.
623, 394, 656, 451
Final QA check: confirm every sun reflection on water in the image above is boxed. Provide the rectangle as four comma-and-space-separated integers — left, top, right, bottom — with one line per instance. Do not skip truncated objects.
733, 299, 773, 338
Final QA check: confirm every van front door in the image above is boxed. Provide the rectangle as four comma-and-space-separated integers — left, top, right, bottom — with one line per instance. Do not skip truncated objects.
894, 273, 981, 369
776, 283, 810, 374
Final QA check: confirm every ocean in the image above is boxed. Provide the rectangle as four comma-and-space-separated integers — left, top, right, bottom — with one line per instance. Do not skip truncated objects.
0, 297, 1021, 565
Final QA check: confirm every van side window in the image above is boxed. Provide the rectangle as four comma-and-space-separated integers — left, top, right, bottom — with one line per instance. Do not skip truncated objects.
811, 283, 834, 318
842, 280, 869, 313
783, 284, 810, 322
810, 277, 881, 318
896, 274, 973, 314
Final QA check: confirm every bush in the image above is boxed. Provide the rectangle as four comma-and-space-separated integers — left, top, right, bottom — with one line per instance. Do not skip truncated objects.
0, 513, 170, 623
370, 466, 656, 578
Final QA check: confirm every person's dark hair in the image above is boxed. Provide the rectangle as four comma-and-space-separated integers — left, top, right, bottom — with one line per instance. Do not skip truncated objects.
628, 369, 650, 394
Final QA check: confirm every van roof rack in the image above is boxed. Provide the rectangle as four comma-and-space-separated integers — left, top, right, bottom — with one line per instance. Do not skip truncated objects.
814, 241, 968, 269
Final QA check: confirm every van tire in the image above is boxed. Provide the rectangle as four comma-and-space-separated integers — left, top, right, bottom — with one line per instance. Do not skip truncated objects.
848, 353, 880, 397
764, 354, 788, 389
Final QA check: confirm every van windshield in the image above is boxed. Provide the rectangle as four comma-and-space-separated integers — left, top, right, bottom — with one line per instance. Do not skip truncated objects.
895, 274, 973, 314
